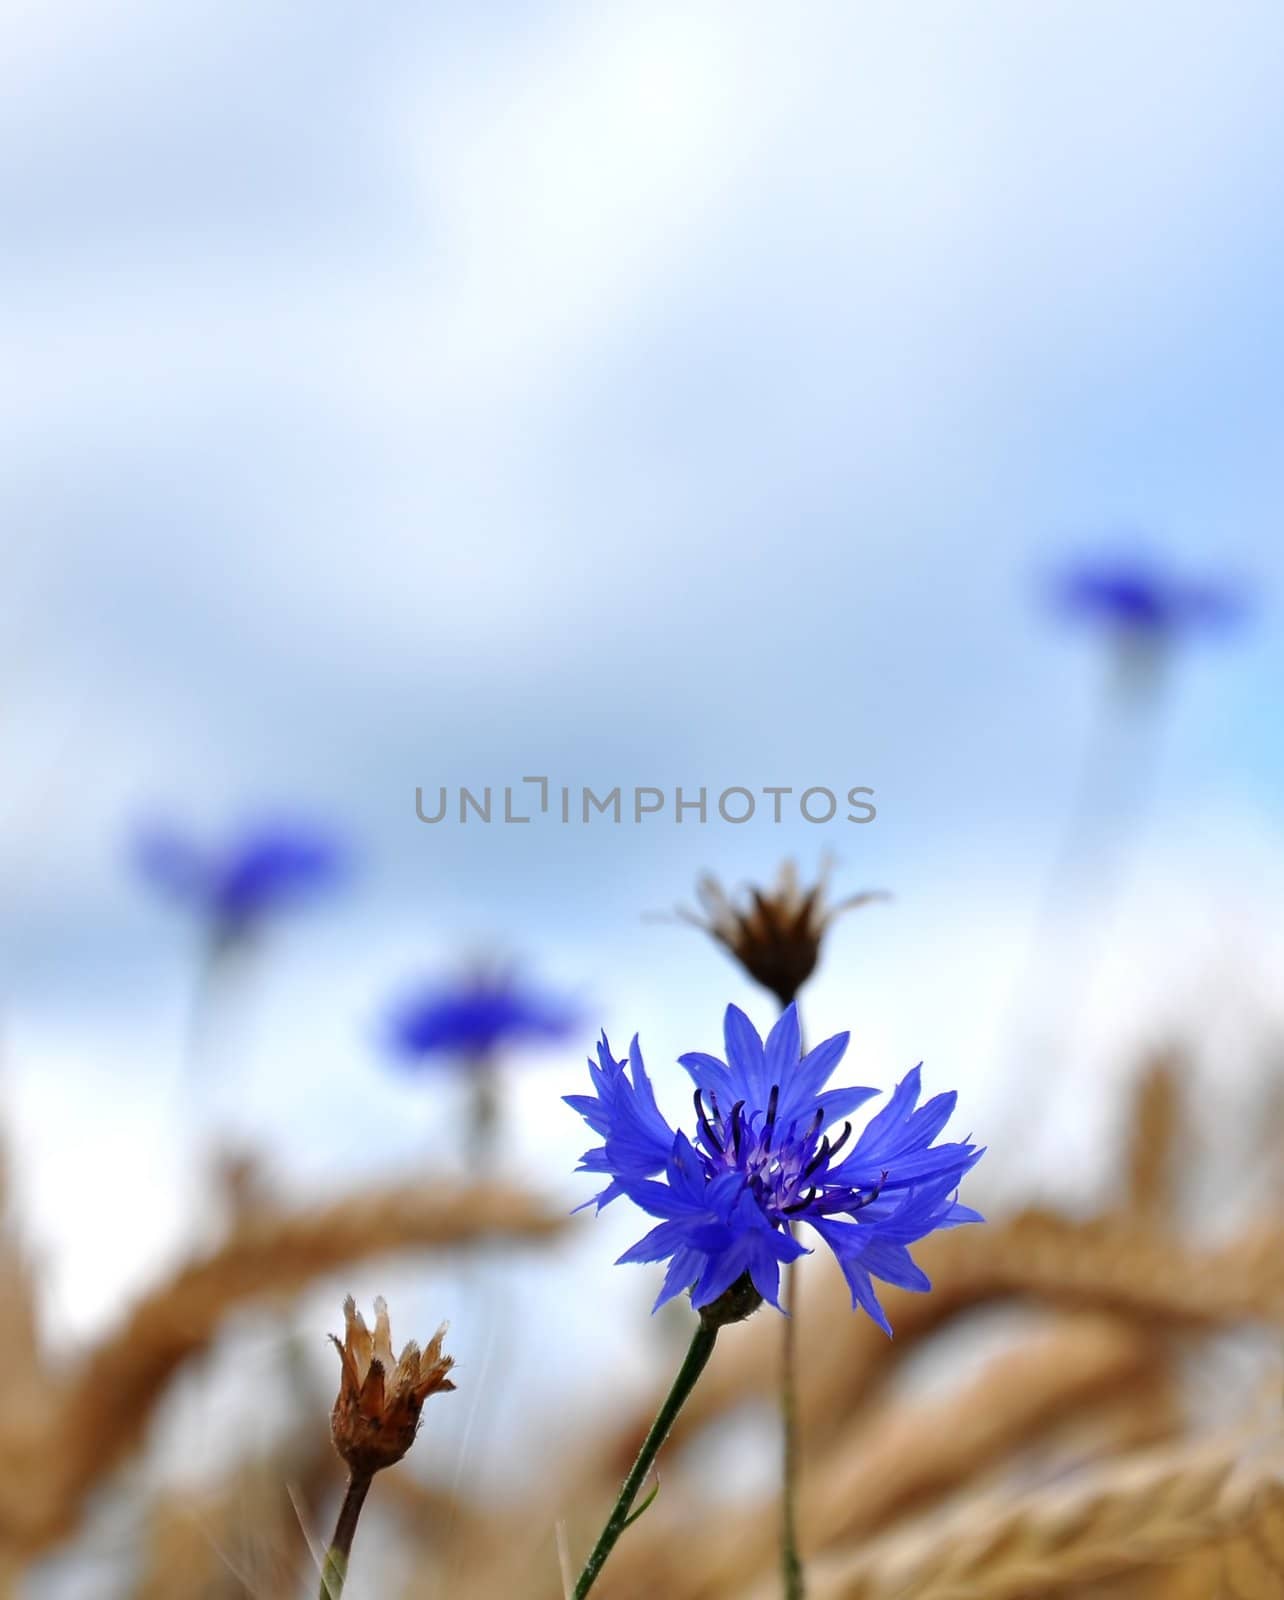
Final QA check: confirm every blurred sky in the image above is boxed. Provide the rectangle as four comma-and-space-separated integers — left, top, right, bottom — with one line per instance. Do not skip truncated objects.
2, 0, 1283, 1412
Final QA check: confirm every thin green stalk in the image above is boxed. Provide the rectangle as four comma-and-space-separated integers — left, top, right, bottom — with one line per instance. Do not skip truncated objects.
780, 1256, 804, 1599
779, 997, 807, 1600
319, 1471, 372, 1600
572, 1320, 719, 1598
465, 1053, 500, 1169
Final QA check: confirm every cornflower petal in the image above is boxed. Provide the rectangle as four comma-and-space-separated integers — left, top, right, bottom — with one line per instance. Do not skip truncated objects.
722, 1005, 769, 1103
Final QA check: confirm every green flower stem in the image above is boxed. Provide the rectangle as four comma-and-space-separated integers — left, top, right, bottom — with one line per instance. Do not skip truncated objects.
465, 1053, 500, 1168
572, 1319, 719, 1599
780, 997, 807, 1600
319, 1471, 372, 1600
781, 1257, 805, 1599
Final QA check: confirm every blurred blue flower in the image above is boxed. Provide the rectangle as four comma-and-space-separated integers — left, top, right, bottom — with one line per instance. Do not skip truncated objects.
134, 818, 344, 942
386, 970, 579, 1066
567, 1004, 982, 1332
1054, 556, 1248, 640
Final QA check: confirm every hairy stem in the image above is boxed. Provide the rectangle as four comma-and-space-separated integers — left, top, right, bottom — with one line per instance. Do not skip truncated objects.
572, 1320, 719, 1598
319, 1471, 372, 1600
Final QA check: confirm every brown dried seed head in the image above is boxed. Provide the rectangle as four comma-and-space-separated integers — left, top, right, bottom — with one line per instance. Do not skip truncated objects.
680, 860, 889, 1007
329, 1296, 455, 1475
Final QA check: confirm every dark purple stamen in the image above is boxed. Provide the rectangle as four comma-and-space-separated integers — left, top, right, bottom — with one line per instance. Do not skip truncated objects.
849, 1170, 888, 1212
827, 1120, 854, 1160
783, 1186, 820, 1215
730, 1100, 746, 1159
763, 1084, 781, 1151
802, 1138, 831, 1180
694, 1089, 723, 1154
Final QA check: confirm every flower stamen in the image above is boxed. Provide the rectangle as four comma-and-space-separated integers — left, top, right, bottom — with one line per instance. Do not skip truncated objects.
782, 1186, 820, 1215
827, 1120, 854, 1160
694, 1089, 724, 1154
763, 1083, 781, 1150
730, 1100, 746, 1159
801, 1140, 829, 1180
848, 1171, 889, 1212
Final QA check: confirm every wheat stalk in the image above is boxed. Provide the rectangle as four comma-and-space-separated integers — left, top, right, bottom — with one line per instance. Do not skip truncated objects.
596, 1313, 1164, 1600
0, 1179, 565, 1560
588, 1208, 1283, 1497
131, 1423, 335, 1600
460, 1212, 1280, 1600
1124, 1050, 1182, 1224
786, 1433, 1284, 1600
1154, 1466, 1284, 1598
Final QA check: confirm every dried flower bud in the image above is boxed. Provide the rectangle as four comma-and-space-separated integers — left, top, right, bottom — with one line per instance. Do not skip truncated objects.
329, 1295, 455, 1476
679, 861, 889, 1007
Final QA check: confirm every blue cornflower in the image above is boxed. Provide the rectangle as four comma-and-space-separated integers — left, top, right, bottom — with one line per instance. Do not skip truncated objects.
135, 818, 344, 943
1055, 556, 1247, 641
387, 970, 579, 1067
567, 1004, 982, 1333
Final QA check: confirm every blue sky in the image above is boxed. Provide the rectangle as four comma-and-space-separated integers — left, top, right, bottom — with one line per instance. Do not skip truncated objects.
1, 8, 1282, 1516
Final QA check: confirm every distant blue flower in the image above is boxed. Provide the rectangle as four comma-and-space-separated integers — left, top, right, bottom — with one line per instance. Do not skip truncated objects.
1054, 556, 1248, 641
135, 819, 344, 942
387, 971, 579, 1066
567, 1004, 982, 1332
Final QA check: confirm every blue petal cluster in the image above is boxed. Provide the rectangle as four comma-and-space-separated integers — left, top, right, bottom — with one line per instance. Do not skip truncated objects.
567, 1005, 982, 1333
1055, 557, 1247, 639
387, 972, 578, 1066
135, 820, 344, 939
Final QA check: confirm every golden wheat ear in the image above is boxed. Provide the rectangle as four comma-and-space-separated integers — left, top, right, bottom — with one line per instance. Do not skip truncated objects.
2, 1178, 557, 1565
